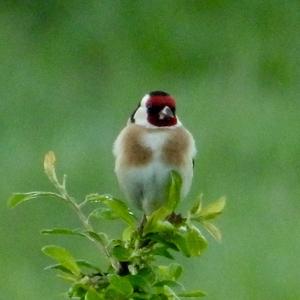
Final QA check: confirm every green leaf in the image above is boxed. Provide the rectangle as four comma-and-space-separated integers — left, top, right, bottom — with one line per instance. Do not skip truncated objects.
190, 194, 203, 215
7, 193, 36, 208
173, 226, 207, 257
150, 220, 175, 234
152, 245, 174, 259
86, 194, 136, 227
112, 245, 131, 261
7, 192, 63, 208
199, 196, 226, 220
85, 193, 107, 203
162, 286, 181, 299
108, 274, 133, 296
166, 171, 182, 211
76, 260, 102, 273
42, 245, 81, 276
89, 207, 118, 220
137, 267, 156, 285
202, 221, 222, 242
145, 171, 182, 232
85, 289, 103, 300
145, 208, 171, 232
185, 226, 207, 256
169, 263, 183, 280
122, 226, 135, 241
44, 263, 73, 274
178, 290, 206, 297
41, 228, 86, 237
68, 282, 88, 298
154, 280, 182, 289
156, 263, 182, 282
57, 272, 78, 283
86, 231, 109, 246
151, 286, 168, 299
146, 232, 179, 251
131, 294, 151, 300
45, 260, 102, 274
128, 274, 152, 294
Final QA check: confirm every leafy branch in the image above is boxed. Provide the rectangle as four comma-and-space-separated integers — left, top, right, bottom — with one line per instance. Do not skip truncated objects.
8, 151, 226, 299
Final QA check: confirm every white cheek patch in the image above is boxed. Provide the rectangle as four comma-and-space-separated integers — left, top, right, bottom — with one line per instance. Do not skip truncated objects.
133, 106, 151, 127
133, 94, 158, 128
129, 94, 150, 127
140, 94, 150, 107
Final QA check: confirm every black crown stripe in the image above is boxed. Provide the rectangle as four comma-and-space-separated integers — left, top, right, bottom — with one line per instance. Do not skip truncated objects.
149, 91, 169, 96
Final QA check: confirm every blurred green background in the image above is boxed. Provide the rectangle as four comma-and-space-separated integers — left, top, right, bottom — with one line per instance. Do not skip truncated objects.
1, 1, 300, 299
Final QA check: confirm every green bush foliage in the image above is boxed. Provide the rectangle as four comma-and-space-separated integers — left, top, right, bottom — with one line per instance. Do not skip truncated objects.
8, 151, 225, 299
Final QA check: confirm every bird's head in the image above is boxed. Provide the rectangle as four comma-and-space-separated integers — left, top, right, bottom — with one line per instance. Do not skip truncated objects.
130, 91, 180, 128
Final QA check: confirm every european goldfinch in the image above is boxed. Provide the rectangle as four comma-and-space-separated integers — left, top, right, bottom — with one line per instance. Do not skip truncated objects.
113, 91, 196, 214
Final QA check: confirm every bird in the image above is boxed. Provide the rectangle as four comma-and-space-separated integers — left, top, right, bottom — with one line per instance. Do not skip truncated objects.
113, 91, 196, 215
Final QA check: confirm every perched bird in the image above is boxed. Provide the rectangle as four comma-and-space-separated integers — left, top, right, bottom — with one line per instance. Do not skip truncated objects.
113, 91, 196, 214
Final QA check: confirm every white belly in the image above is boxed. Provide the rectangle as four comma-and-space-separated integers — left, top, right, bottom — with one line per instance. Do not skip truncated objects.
114, 126, 195, 214
117, 160, 175, 213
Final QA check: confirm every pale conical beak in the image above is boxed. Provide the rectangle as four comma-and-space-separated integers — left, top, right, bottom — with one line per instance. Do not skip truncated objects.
159, 106, 174, 120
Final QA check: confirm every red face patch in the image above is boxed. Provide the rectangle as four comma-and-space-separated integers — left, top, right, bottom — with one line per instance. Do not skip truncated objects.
146, 95, 176, 110
146, 95, 177, 127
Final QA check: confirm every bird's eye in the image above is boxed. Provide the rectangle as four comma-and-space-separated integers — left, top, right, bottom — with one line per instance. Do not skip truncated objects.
147, 106, 162, 114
